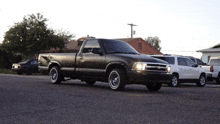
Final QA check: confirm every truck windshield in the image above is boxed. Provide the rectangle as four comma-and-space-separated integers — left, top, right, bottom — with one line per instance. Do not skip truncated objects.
100, 39, 139, 54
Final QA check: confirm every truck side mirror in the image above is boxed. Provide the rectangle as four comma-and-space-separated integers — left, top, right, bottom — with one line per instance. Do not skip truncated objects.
92, 48, 103, 55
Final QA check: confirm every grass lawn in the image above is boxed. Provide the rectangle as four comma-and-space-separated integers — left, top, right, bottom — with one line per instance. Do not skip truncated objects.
0, 69, 15, 74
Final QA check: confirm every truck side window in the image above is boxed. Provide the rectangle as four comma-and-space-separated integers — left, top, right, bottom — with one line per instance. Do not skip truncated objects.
185, 58, 194, 67
177, 57, 186, 66
190, 58, 196, 63
83, 40, 100, 53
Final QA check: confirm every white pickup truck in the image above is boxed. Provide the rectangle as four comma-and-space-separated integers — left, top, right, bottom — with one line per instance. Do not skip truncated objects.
202, 57, 220, 84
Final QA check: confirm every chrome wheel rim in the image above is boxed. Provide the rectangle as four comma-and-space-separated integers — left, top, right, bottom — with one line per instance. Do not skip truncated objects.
200, 76, 206, 85
50, 69, 58, 81
109, 71, 120, 89
172, 76, 178, 86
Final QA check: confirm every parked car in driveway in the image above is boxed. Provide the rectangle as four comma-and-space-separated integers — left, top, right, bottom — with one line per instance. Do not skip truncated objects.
151, 54, 207, 87
11, 59, 39, 75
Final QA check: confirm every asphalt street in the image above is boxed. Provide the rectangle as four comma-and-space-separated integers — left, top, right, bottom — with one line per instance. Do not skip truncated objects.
0, 74, 220, 124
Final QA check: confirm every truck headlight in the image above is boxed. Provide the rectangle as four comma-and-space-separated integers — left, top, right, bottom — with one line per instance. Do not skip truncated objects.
132, 62, 146, 71
167, 66, 171, 73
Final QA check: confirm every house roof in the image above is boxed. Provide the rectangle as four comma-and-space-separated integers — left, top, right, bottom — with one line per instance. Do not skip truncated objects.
65, 40, 79, 50
197, 43, 220, 53
197, 48, 220, 53
114, 38, 143, 43
211, 43, 220, 48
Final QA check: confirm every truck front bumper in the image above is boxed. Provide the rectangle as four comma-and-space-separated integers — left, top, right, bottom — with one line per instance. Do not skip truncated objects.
127, 70, 172, 84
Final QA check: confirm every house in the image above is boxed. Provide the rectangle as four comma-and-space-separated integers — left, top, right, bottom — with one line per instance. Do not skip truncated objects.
197, 44, 220, 63
48, 37, 162, 55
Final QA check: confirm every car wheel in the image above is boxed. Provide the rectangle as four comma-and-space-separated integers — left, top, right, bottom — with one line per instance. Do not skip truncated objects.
216, 74, 220, 84
86, 81, 96, 86
17, 72, 23, 75
49, 66, 62, 84
108, 68, 126, 90
196, 74, 206, 87
26, 69, 32, 75
168, 74, 179, 87
146, 83, 162, 91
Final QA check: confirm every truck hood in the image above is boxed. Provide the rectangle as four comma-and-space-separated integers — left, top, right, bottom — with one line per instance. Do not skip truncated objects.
115, 54, 169, 64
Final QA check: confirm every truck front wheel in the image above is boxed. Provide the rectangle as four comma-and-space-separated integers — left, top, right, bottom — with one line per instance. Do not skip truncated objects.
146, 83, 162, 91
108, 69, 126, 90
196, 74, 206, 87
49, 66, 62, 84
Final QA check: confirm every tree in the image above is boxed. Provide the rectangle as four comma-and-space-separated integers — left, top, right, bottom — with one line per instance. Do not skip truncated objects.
0, 47, 21, 69
1, 13, 74, 58
145, 36, 162, 51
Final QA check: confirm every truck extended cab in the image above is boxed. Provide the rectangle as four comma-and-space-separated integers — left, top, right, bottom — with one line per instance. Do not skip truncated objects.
38, 38, 172, 91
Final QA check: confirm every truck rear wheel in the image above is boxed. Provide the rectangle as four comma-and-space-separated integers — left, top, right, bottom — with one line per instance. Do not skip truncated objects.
49, 66, 62, 84
108, 69, 126, 90
146, 83, 162, 91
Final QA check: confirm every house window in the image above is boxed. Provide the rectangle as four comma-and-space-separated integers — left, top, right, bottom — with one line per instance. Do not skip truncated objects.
138, 42, 142, 50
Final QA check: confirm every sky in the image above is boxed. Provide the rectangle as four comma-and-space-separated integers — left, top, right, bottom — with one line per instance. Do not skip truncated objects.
1, 0, 220, 58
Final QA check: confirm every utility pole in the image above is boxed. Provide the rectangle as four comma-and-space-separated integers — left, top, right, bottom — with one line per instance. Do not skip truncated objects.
128, 23, 137, 38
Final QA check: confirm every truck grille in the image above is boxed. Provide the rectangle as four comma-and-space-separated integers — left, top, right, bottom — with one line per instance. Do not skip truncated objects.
146, 63, 167, 72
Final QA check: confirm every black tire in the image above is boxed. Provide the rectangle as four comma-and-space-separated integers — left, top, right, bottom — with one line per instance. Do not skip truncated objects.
49, 66, 62, 84
168, 74, 179, 87
146, 83, 162, 91
17, 72, 23, 75
108, 68, 126, 91
216, 74, 220, 84
86, 81, 96, 86
26, 69, 32, 75
196, 74, 206, 87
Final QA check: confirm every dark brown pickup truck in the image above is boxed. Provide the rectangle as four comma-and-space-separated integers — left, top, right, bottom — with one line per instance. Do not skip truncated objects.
38, 38, 172, 91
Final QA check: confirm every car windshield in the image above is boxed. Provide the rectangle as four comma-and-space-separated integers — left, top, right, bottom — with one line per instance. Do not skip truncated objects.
152, 56, 175, 64
100, 39, 139, 54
